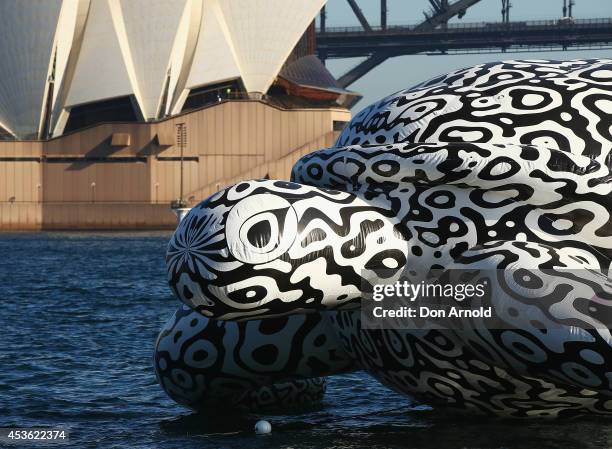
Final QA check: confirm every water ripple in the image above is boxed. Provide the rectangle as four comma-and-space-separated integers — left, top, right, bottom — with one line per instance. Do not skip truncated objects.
2, 232, 612, 448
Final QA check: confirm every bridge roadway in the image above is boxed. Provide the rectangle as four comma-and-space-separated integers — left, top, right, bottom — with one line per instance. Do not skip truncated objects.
317, 18, 612, 59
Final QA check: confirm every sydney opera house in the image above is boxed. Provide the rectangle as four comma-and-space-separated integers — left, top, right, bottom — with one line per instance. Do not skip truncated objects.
0, 0, 354, 229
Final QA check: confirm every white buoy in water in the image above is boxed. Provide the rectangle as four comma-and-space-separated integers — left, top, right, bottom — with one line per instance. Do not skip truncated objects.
254, 420, 272, 435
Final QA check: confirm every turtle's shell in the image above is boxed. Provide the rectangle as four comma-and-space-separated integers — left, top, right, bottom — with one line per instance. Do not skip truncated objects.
335, 59, 612, 171
156, 59, 612, 418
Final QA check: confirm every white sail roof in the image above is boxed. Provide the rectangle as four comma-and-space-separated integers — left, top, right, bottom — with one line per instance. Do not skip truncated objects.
217, 0, 325, 94
120, 0, 189, 119
186, 0, 241, 90
0, 0, 63, 138
65, 0, 136, 109
0, 0, 327, 137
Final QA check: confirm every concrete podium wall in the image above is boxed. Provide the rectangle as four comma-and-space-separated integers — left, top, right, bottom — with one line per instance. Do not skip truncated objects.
0, 100, 350, 230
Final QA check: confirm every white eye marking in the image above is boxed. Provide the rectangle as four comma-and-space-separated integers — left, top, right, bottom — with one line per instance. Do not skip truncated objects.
382, 258, 399, 269
225, 194, 298, 264
522, 93, 544, 107
421, 232, 439, 245
551, 218, 573, 231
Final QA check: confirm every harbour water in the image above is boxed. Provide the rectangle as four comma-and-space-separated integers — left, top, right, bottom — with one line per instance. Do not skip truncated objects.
1, 232, 611, 448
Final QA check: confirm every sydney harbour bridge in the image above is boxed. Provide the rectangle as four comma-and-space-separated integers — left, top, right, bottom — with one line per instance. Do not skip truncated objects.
316, 0, 612, 86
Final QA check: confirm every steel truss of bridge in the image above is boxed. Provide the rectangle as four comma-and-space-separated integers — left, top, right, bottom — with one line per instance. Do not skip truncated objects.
317, 17, 612, 86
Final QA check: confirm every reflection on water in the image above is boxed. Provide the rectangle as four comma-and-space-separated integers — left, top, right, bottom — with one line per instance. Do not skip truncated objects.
0, 232, 611, 448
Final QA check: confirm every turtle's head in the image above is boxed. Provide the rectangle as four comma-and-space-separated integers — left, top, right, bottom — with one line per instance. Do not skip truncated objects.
166, 179, 407, 320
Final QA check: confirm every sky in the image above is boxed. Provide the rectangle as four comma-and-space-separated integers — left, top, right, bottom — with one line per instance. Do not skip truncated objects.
320, 0, 612, 109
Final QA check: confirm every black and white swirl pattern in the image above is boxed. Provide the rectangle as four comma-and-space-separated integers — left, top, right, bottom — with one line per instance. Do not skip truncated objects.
156, 59, 612, 417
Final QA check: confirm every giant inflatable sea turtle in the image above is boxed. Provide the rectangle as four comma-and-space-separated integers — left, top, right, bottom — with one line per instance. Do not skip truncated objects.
155, 59, 612, 418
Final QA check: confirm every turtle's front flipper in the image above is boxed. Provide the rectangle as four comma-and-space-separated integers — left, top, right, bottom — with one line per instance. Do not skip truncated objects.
154, 306, 355, 412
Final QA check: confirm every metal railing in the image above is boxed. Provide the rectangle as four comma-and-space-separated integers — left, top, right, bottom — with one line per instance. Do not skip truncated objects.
317, 17, 612, 35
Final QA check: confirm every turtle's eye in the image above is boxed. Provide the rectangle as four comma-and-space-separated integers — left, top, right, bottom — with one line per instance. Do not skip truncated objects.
244, 214, 274, 249
225, 194, 297, 264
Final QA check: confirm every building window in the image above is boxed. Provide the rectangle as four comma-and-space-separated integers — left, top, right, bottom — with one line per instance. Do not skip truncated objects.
333, 120, 348, 132
182, 80, 244, 112
64, 95, 139, 133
